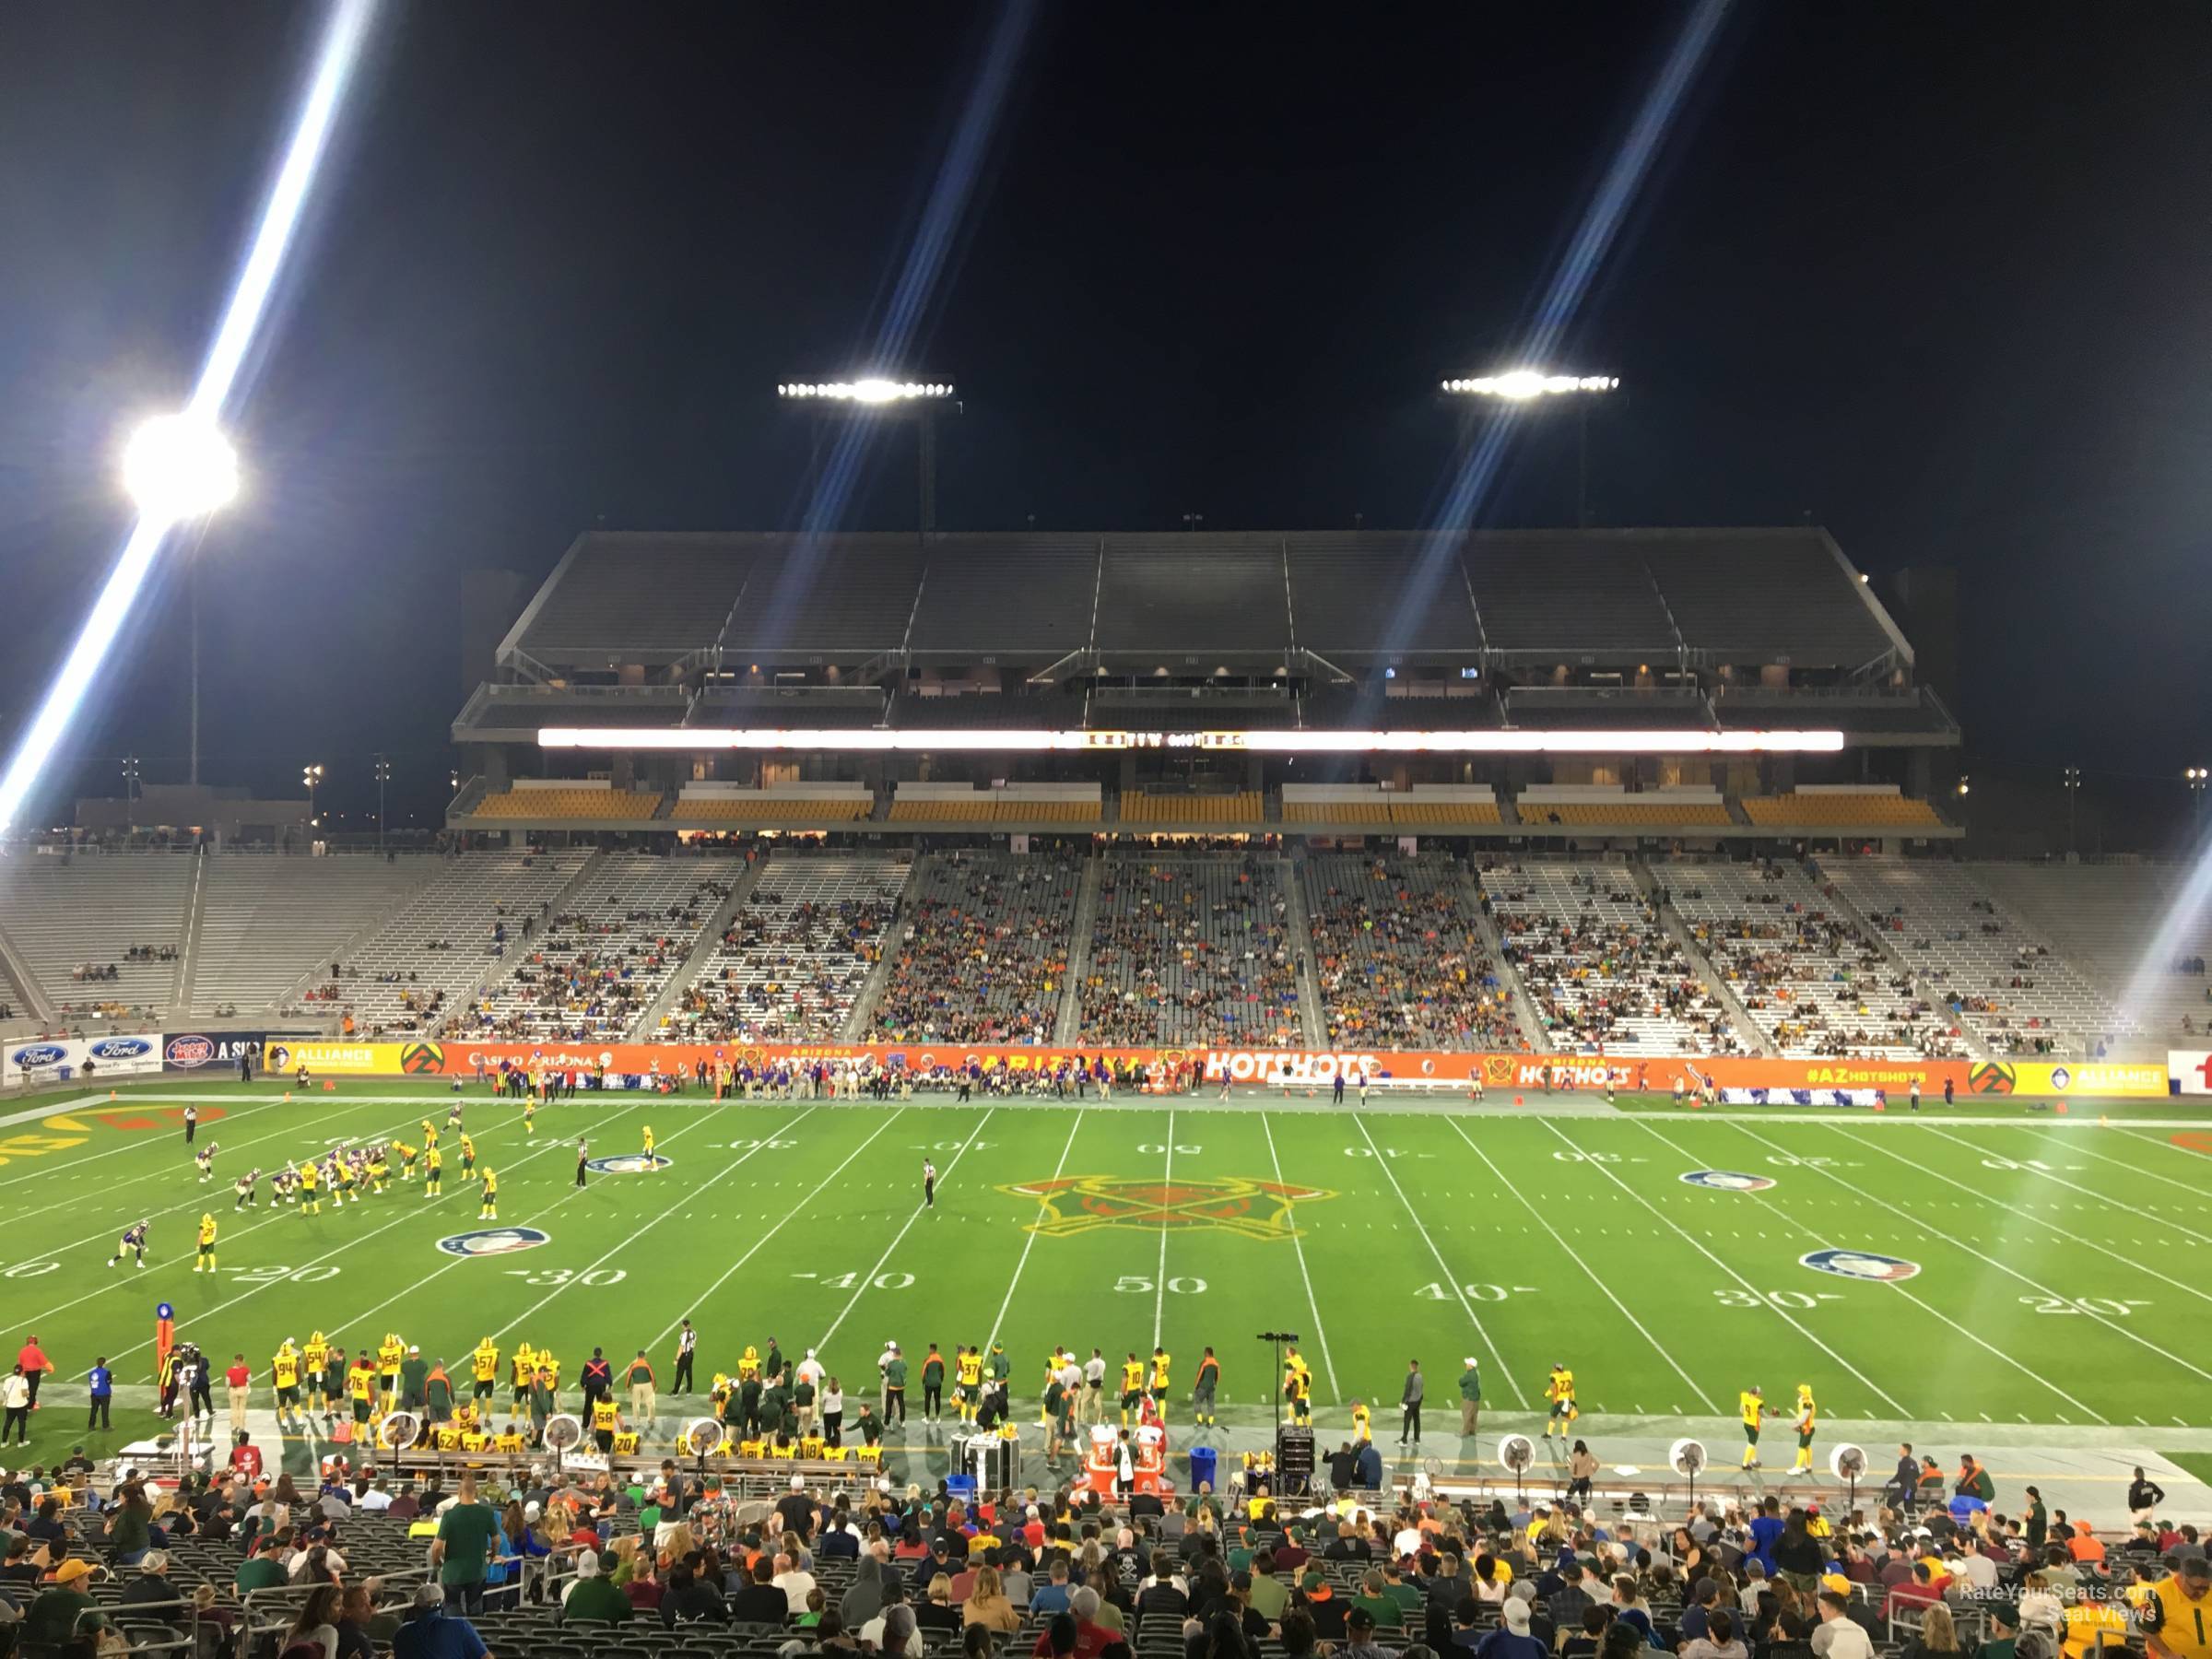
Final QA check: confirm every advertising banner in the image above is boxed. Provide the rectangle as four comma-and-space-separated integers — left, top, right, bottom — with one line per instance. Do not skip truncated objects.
2170, 1051, 2212, 1096
4, 1038, 81, 1088
162, 1031, 270, 1073
80, 1032, 164, 1077
259, 1040, 403, 1077
2, 1032, 164, 1086
1959, 1059, 2171, 1100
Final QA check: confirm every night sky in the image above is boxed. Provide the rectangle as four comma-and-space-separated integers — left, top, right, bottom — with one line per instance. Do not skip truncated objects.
0, 2, 2206, 829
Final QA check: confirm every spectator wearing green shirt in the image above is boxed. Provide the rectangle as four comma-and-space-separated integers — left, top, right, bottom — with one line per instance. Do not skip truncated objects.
400, 1349, 430, 1410
25, 1559, 106, 1645
236, 1537, 290, 1592
1351, 1571, 1404, 1630
563, 1550, 632, 1622
1247, 1550, 1290, 1620
433, 1474, 500, 1616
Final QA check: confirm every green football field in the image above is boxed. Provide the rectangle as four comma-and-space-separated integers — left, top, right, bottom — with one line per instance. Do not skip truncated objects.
5, 1077, 2211, 1469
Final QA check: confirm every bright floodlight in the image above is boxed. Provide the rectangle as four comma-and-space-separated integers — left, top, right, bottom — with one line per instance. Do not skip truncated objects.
1441, 371, 1620, 399
123, 414, 240, 524
778, 379, 955, 403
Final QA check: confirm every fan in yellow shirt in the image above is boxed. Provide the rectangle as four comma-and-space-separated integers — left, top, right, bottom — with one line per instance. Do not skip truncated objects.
1544, 1363, 1577, 1439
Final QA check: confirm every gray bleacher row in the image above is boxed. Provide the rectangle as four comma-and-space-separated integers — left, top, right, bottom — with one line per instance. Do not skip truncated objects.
0, 850, 193, 1018
1077, 856, 1303, 1047
507, 529, 1896, 668
1301, 853, 1522, 1050
867, 852, 1081, 1046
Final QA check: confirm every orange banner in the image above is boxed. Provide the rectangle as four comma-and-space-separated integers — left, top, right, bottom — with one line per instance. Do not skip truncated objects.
381, 1037, 2015, 1097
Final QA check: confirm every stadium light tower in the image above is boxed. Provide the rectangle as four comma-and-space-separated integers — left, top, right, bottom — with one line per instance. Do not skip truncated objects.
778, 380, 960, 534
302, 762, 324, 829
2189, 768, 2208, 837
1441, 371, 1620, 526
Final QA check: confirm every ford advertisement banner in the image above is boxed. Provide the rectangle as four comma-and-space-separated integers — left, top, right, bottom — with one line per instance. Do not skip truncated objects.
3, 1031, 164, 1086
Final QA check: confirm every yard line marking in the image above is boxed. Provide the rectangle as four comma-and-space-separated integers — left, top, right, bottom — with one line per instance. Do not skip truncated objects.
1532, 1117, 1907, 1416
326, 1100, 753, 1354
1155, 1108, 1175, 1349
1633, 1118, 2097, 1421
1920, 1122, 2212, 1257
984, 1109, 1086, 1355
1739, 1120, 2212, 1388
96, 1102, 629, 1374
1260, 1111, 1338, 1403
1443, 1114, 1713, 1412
817, 1108, 994, 1353
1351, 1112, 1524, 1406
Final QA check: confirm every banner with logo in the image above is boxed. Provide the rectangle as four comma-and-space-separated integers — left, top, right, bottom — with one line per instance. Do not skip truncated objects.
258, 1040, 405, 1077
162, 1031, 271, 1073
2170, 1052, 2212, 1096
4, 1038, 82, 1087
80, 1032, 164, 1077
4, 1032, 164, 1086
1973, 1059, 2171, 1100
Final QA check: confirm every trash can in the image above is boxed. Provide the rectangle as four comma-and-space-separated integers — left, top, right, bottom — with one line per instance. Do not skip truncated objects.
1188, 1444, 1218, 1494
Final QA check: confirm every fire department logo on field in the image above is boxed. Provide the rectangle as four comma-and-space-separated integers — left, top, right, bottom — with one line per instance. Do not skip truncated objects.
401, 1042, 445, 1076
998, 1175, 1335, 1241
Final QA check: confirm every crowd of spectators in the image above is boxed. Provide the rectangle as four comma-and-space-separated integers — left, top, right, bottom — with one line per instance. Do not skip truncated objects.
868, 853, 1079, 1046
1076, 858, 1303, 1046
1303, 855, 1523, 1050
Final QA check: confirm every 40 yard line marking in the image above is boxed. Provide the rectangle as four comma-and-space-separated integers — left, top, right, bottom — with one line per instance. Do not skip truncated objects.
1260, 1111, 1337, 1403
817, 1108, 995, 1352
1444, 1114, 1713, 1412
1351, 1112, 1524, 1406
1747, 1120, 2212, 1392
1639, 1118, 2100, 1423
646, 1108, 910, 1353
1532, 1116, 1909, 1416
985, 1108, 1086, 1354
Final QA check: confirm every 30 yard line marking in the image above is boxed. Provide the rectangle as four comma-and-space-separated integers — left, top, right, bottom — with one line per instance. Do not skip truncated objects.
985, 1109, 1086, 1354
1637, 1118, 2100, 1421
648, 1109, 909, 1353
1532, 1117, 1908, 1416
492, 1102, 799, 1341
1351, 1112, 1524, 1406
1155, 1108, 1175, 1349
1918, 1122, 2212, 1261
1445, 1114, 1713, 1412
817, 1108, 996, 1353
1746, 1120, 2212, 1390
1260, 1111, 1337, 1403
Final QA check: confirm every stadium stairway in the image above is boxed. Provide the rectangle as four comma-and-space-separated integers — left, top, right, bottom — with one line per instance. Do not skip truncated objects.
1632, 858, 1779, 1057
1462, 865, 1547, 1044
1278, 852, 1330, 1048
1808, 855, 1996, 1061
630, 859, 767, 1036
0, 916, 56, 1027
1053, 855, 1104, 1044
171, 844, 211, 1015
839, 859, 927, 1040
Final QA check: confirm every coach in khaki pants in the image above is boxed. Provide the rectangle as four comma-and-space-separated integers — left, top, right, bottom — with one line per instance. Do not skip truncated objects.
1458, 1358, 1481, 1438
627, 1351, 656, 1423
227, 1354, 253, 1435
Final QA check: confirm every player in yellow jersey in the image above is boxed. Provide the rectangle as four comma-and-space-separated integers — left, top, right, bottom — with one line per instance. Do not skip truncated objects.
642, 1124, 655, 1166
347, 1353, 378, 1432
422, 1120, 439, 1149
478, 1168, 498, 1220
1350, 1397, 1371, 1441
1739, 1384, 1770, 1467
303, 1332, 331, 1412
472, 1337, 500, 1406
523, 1099, 536, 1136
367, 1147, 390, 1194
425, 1145, 442, 1195
331, 1157, 356, 1207
1120, 1352, 1147, 1427
511, 1343, 536, 1409
590, 1393, 620, 1453
459, 1133, 477, 1182
394, 1140, 418, 1181
1150, 1347, 1171, 1406
272, 1340, 304, 1430
194, 1213, 218, 1272
1791, 1384, 1817, 1473
1544, 1363, 1577, 1439
957, 1345, 983, 1422
298, 1159, 321, 1215
377, 1334, 405, 1406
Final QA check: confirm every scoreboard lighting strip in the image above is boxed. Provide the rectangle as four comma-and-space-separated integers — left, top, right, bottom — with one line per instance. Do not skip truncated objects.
538, 726, 1846, 755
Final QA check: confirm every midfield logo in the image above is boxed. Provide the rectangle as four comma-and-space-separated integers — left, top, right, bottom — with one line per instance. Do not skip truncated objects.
999, 1175, 1335, 1241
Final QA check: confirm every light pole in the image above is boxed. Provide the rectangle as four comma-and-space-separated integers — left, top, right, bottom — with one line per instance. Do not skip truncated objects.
374, 754, 392, 852
122, 755, 142, 830
2063, 766, 2081, 854
302, 763, 324, 832
1441, 371, 1620, 526
777, 380, 960, 534
1182, 512, 1206, 534
2188, 769, 2208, 839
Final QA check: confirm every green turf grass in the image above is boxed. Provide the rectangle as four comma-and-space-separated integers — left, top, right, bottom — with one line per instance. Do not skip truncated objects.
5, 1077, 2209, 1469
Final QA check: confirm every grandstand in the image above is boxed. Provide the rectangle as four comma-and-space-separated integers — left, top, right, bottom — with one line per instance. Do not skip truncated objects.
1972, 860, 2212, 1040
1076, 853, 1306, 1046
0, 848, 194, 1020
1302, 851, 1523, 1048
1488, 860, 1743, 1055
866, 849, 1081, 1043
192, 850, 442, 1016
658, 850, 908, 1042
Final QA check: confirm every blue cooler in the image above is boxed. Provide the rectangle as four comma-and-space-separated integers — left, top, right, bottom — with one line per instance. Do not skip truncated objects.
1188, 1444, 1218, 1493
947, 1473, 977, 1503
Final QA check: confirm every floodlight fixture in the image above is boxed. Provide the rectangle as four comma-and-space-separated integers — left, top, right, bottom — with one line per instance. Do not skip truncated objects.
1441, 371, 1619, 399
123, 414, 240, 524
778, 379, 956, 403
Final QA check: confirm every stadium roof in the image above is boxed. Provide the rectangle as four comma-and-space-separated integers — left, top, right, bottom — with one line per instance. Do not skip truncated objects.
497, 526, 1906, 674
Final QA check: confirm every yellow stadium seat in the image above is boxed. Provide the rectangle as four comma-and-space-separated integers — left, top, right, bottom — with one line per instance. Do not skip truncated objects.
1389, 800, 1503, 825
472, 787, 662, 821
1124, 790, 1263, 823
1742, 794, 1943, 828
669, 796, 873, 823
1528, 800, 1732, 827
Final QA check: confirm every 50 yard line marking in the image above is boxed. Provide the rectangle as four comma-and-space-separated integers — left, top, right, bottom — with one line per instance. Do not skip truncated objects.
1260, 1111, 1337, 1403
1532, 1116, 1909, 1416
1155, 1107, 1175, 1348
817, 1108, 995, 1353
1444, 1114, 1712, 1412
985, 1108, 1085, 1353
1351, 1112, 1524, 1406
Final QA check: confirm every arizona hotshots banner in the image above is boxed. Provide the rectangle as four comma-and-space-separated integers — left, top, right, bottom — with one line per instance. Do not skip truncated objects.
289, 1037, 2171, 1099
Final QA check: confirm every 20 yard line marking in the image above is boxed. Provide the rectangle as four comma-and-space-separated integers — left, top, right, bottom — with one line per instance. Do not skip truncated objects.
1531, 1117, 1909, 1416
817, 1108, 994, 1352
1747, 1120, 2212, 1391
648, 1110, 914, 1353
985, 1109, 1085, 1354
1444, 1114, 1713, 1412
1351, 1112, 1524, 1406
1260, 1111, 1338, 1403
